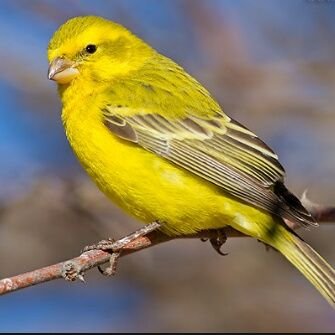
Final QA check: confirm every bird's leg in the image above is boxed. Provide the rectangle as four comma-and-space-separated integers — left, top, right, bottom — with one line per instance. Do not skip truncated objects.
83, 221, 162, 252
201, 229, 228, 256
61, 221, 162, 281
83, 220, 162, 276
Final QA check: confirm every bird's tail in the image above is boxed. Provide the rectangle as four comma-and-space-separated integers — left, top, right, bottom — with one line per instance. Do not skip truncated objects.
270, 225, 335, 307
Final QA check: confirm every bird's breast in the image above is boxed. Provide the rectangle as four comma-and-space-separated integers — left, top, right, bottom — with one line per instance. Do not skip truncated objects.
62, 102, 271, 236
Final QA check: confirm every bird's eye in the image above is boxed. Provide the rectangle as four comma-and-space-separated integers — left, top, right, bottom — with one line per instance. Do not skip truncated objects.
85, 44, 97, 54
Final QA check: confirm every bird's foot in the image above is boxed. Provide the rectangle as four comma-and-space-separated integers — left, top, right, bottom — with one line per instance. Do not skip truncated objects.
62, 261, 86, 282
202, 229, 228, 256
83, 220, 162, 276
97, 251, 121, 276
83, 237, 116, 252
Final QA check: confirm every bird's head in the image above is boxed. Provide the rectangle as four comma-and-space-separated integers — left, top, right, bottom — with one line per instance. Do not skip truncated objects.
47, 16, 152, 85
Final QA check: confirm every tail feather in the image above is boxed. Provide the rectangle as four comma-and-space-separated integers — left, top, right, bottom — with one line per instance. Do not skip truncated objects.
273, 227, 335, 307
274, 182, 318, 228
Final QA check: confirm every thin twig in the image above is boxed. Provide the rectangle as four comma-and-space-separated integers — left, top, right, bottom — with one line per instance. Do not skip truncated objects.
0, 228, 243, 295
0, 195, 333, 295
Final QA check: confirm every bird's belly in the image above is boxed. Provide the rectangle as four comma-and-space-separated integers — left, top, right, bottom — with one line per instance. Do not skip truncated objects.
67, 116, 272, 236
87, 143, 228, 235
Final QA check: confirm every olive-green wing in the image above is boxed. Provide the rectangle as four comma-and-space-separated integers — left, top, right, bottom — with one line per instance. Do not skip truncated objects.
103, 107, 316, 227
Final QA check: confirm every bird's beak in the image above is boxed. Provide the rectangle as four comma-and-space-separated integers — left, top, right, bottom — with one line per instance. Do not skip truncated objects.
48, 57, 79, 84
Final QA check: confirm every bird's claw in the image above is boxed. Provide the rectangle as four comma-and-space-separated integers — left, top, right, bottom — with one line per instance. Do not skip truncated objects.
62, 261, 85, 282
206, 230, 228, 256
83, 237, 116, 253
82, 221, 162, 277
98, 252, 121, 276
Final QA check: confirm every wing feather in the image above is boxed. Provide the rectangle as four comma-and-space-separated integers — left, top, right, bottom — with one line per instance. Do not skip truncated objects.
103, 107, 316, 227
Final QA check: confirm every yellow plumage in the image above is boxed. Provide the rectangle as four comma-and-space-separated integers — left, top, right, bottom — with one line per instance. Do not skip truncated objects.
48, 16, 335, 306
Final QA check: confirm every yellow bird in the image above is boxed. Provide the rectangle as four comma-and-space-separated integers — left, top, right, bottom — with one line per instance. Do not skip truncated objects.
47, 16, 335, 306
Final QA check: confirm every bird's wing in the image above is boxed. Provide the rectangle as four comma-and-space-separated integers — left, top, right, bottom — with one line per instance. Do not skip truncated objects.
103, 107, 316, 227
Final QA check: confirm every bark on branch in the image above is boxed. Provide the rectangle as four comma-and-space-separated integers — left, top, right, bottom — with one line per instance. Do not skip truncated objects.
0, 194, 333, 296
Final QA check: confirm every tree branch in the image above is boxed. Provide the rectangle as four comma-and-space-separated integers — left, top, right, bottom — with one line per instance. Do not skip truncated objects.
0, 194, 334, 295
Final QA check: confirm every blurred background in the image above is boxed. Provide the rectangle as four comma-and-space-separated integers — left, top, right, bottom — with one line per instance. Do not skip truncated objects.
0, 0, 335, 331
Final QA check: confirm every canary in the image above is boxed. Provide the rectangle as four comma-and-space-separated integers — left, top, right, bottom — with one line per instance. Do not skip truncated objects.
48, 16, 335, 306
